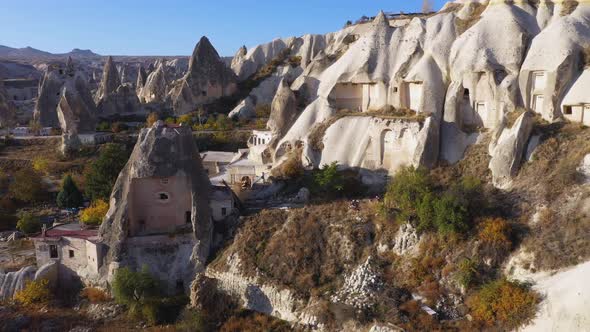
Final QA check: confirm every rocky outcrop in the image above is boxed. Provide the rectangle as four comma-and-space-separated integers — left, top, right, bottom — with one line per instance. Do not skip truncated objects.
95, 56, 121, 102
331, 257, 383, 310
0, 74, 16, 127
99, 121, 212, 288
95, 56, 141, 118
136, 65, 148, 94
169, 37, 237, 115
268, 78, 298, 145
231, 39, 292, 81
34, 61, 71, 127
0, 266, 36, 299
488, 112, 534, 189
138, 62, 168, 104
378, 223, 421, 256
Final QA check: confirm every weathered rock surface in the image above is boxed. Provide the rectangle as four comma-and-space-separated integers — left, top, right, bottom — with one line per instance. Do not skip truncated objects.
169, 37, 237, 115
34, 60, 71, 127
488, 112, 534, 189
95, 56, 141, 117
138, 62, 168, 104
99, 121, 212, 289
331, 257, 383, 310
378, 223, 421, 256
0, 74, 16, 127
0, 266, 36, 299
136, 65, 148, 94
267, 78, 298, 145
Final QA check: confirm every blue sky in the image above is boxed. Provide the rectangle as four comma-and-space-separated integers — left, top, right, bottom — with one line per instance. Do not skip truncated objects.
0, 0, 447, 56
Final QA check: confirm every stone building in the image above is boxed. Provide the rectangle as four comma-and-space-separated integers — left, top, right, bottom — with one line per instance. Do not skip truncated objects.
561, 69, 590, 126
32, 224, 103, 285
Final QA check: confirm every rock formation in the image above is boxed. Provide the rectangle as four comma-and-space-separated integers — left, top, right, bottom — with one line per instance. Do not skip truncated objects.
56, 64, 98, 154
95, 56, 141, 118
0, 74, 16, 127
138, 61, 168, 104
99, 121, 212, 291
136, 64, 148, 95
488, 112, 534, 189
169, 37, 237, 115
33, 60, 71, 127
0, 262, 57, 300
267, 78, 298, 145
95, 56, 121, 103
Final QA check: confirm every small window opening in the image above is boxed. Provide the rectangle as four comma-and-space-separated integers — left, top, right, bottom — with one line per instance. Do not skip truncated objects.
69, 249, 75, 258
564, 106, 573, 115
160, 178, 169, 185
463, 89, 470, 97
158, 193, 169, 200
139, 219, 146, 232
176, 280, 184, 293
185, 211, 191, 224
58, 69, 63, 75
221, 207, 227, 216
393, 87, 398, 93
201, 90, 207, 97
49, 245, 58, 258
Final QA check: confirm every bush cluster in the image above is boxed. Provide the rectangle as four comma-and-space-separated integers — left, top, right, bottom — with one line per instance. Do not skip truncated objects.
383, 166, 482, 235
80, 287, 110, 303
14, 279, 51, 306
79, 199, 109, 226
84, 143, 129, 201
16, 212, 41, 235
467, 279, 539, 328
112, 266, 187, 325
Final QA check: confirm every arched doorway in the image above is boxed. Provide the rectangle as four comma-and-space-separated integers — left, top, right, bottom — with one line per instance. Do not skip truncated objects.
381, 130, 395, 170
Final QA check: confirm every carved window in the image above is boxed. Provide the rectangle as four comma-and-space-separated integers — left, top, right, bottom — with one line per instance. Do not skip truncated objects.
49, 245, 58, 258
69, 250, 75, 258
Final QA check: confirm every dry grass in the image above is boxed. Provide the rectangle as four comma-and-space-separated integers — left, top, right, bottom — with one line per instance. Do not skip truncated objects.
455, 2, 486, 35
561, 0, 579, 16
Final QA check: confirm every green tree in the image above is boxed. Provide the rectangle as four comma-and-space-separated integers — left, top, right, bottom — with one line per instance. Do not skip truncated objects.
16, 212, 41, 234
84, 143, 129, 201
56, 175, 84, 208
313, 162, 344, 194
112, 266, 162, 323
383, 166, 433, 222
9, 167, 44, 203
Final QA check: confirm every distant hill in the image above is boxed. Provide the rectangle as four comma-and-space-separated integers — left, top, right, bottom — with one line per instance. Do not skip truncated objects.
0, 45, 101, 59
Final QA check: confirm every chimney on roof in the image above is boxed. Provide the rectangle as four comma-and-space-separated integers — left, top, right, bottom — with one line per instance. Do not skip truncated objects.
42, 224, 47, 237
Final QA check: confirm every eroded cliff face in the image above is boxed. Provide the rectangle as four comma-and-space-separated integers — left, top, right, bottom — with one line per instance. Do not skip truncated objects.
98, 121, 212, 291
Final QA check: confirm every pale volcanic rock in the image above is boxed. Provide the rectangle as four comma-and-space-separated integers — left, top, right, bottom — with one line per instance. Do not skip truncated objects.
95, 56, 121, 103
34, 61, 71, 127
136, 64, 148, 95
138, 62, 168, 104
169, 36, 237, 115
268, 78, 298, 143
99, 121, 212, 287
488, 111, 534, 189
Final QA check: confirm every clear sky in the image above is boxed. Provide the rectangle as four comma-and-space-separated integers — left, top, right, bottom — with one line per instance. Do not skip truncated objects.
0, 0, 448, 57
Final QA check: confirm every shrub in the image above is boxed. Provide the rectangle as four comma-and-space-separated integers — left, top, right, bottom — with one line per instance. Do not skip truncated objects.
56, 175, 84, 209
111, 122, 128, 133
80, 287, 110, 303
32, 156, 50, 175
432, 191, 470, 235
468, 279, 539, 328
14, 279, 51, 306
177, 113, 194, 126
9, 167, 44, 203
383, 166, 433, 222
79, 200, 109, 226
146, 112, 159, 127
112, 266, 162, 322
97, 121, 111, 131
455, 258, 479, 289
16, 212, 41, 234
312, 162, 343, 194
478, 217, 512, 248
84, 143, 129, 201
254, 104, 271, 118
271, 149, 304, 179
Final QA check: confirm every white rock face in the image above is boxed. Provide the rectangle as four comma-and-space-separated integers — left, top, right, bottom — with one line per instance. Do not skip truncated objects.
511, 260, 590, 332
488, 112, 534, 189
578, 154, 590, 183
0, 266, 36, 299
